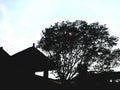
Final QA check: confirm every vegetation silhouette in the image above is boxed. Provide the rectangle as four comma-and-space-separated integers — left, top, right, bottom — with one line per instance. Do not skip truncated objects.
37, 20, 120, 80
36, 20, 120, 89
1, 20, 120, 90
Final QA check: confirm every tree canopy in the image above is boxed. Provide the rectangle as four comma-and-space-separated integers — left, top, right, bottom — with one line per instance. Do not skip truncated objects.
37, 20, 119, 81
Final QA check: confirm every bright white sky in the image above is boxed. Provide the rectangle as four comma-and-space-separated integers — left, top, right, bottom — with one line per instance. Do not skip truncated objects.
0, 0, 120, 74
0, 0, 120, 55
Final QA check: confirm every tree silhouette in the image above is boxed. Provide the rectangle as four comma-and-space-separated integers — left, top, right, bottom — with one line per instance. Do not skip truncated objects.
37, 20, 119, 82
110, 49, 120, 68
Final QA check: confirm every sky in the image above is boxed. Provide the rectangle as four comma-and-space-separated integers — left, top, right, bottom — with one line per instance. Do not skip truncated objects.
0, 0, 120, 55
0, 0, 120, 75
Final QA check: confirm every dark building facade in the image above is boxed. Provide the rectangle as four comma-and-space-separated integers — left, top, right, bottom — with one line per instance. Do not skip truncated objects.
11, 44, 56, 78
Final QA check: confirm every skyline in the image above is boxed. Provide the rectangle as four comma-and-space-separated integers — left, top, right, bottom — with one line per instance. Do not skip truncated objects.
0, 0, 120, 56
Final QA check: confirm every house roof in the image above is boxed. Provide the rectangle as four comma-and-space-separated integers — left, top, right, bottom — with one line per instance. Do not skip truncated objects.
0, 47, 10, 57
0, 47, 10, 63
0, 47, 11, 71
11, 44, 57, 71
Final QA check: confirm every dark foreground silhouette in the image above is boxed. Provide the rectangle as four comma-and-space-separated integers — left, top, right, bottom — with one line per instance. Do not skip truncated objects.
0, 46, 58, 89
1, 46, 120, 90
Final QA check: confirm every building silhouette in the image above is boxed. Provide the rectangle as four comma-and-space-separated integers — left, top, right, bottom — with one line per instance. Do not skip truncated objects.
0, 44, 58, 89
1, 44, 120, 89
11, 44, 56, 79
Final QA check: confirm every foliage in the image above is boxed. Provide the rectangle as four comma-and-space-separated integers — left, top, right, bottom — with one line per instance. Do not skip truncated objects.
37, 20, 119, 80
110, 49, 120, 68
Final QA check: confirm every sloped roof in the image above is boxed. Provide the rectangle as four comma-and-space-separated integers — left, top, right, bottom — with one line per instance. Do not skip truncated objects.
0, 47, 10, 63
0, 47, 10, 57
11, 45, 56, 71
0, 47, 11, 72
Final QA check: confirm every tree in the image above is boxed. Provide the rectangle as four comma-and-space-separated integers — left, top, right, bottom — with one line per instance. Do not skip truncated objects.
110, 48, 120, 68
37, 20, 119, 81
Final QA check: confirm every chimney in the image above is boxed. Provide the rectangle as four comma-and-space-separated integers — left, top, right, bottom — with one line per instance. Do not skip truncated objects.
33, 43, 35, 47
0, 47, 3, 49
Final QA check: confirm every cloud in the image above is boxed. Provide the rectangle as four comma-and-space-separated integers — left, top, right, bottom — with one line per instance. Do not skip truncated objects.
0, 2, 14, 38
0, 2, 17, 54
0, 3, 7, 17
